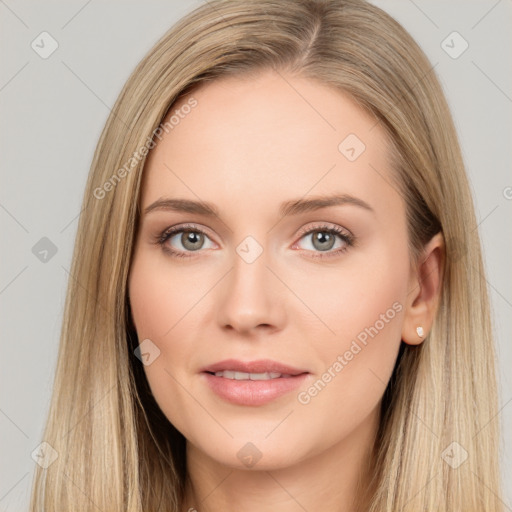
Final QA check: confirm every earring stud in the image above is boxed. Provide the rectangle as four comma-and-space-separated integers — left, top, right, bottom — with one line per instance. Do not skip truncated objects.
416, 326, 425, 338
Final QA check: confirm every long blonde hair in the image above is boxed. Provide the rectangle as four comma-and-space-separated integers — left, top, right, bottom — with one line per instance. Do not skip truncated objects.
29, 0, 502, 510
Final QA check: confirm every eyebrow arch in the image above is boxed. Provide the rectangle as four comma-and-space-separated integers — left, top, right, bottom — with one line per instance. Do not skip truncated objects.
279, 194, 374, 217
143, 193, 374, 217
144, 198, 219, 217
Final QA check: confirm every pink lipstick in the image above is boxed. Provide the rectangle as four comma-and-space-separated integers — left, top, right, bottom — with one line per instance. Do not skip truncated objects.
200, 359, 309, 406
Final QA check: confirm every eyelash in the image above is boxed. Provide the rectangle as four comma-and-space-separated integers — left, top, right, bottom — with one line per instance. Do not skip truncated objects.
154, 222, 355, 260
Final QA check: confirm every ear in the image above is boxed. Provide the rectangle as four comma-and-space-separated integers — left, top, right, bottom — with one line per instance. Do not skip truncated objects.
401, 232, 445, 345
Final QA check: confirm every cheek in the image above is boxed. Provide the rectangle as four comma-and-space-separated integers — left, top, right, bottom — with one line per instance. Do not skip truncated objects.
287, 236, 408, 348
128, 253, 190, 380
128, 255, 205, 386
128, 253, 204, 437
291, 239, 408, 418
128, 250, 206, 340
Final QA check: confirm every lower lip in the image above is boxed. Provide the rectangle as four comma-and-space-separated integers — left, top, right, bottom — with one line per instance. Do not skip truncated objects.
202, 372, 309, 406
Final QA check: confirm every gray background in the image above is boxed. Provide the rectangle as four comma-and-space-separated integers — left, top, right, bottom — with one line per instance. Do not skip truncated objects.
1, 1, 510, 510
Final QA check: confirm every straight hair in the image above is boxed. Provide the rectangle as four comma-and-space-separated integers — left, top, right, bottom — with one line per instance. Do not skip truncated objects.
30, 1, 502, 510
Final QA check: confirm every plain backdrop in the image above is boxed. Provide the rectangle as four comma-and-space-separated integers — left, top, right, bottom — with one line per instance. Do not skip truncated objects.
1, 1, 511, 510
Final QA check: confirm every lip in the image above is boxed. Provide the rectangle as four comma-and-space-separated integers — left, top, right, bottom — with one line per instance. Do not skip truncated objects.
200, 358, 308, 375
200, 359, 310, 406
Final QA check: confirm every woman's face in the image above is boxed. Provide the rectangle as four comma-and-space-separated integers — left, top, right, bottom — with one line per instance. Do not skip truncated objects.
129, 70, 418, 470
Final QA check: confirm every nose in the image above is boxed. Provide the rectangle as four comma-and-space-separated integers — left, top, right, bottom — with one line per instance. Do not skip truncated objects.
216, 244, 286, 336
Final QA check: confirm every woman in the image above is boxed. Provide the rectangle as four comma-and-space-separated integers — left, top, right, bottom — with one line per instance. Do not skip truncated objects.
29, 0, 503, 510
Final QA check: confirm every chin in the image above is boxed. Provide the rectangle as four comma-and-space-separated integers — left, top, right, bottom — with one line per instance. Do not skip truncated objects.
189, 432, 308, 471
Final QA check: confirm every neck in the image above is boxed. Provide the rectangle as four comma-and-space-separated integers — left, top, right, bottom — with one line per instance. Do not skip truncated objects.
181, 407, 379, 512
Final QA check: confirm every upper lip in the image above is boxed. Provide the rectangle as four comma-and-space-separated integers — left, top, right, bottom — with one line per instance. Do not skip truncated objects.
200, 359, 308, 376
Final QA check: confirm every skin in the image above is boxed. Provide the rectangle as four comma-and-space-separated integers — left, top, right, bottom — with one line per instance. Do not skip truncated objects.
128, 69, 444, 512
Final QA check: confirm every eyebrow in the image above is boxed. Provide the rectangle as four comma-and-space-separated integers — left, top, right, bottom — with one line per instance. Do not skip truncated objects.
143, 193, 375, 217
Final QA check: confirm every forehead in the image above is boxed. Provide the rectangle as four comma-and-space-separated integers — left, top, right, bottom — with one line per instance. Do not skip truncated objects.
140, 70, 401, 221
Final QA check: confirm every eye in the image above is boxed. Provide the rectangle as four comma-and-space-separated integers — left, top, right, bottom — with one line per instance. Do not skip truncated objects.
292, 223, 354, 259
156, 223, 216, 258
155, 222, 355, 260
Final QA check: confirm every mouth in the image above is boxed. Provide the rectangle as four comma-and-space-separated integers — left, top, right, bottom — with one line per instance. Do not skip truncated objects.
200, 358, 308, 376
200, 359, 309, 406
205, 370, 295, 380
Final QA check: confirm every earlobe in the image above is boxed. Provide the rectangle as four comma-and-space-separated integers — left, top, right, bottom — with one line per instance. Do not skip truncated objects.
401, 232, 445, 345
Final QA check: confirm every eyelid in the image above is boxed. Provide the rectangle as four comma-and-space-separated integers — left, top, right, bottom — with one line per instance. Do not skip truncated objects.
294, 221, 354, 241
158, 222, 216, 243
